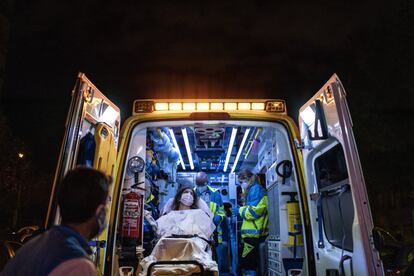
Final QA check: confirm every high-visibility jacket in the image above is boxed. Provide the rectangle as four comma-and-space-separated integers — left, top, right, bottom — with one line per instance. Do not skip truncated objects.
145, 193, 159, 219
239, 182, 269, 239
196, 185, 225, 242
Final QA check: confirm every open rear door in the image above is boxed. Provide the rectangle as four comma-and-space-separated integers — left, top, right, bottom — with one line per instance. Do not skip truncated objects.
44, 72, 120, 272
299, 74, 383, 275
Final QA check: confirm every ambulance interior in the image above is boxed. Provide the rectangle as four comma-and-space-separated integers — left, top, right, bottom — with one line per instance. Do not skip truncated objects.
114, 121, 306, 275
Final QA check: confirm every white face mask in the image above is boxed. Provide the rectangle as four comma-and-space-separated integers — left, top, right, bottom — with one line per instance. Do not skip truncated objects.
91, 206, 107, 239
241, 180, 250, 191
180, 193, 194, 206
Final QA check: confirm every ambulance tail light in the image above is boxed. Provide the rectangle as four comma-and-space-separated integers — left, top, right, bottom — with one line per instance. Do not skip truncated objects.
265, 100, 286, 113
134, 101, 155, 113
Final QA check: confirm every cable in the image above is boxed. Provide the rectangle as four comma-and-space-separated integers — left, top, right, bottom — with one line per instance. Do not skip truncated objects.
338, 186, 346, 260
338, 184, 353, 276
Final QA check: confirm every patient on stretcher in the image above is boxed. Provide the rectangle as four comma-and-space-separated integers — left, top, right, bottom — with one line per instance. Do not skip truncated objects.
160, 186, 213, 218
140, 187, 218, 275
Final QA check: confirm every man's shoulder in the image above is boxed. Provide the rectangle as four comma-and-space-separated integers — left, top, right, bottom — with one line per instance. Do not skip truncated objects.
49, 257, 96, 276
1, 226, 91, 276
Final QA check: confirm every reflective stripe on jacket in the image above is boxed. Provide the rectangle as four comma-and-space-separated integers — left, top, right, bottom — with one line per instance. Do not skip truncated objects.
239, 182, 269, 238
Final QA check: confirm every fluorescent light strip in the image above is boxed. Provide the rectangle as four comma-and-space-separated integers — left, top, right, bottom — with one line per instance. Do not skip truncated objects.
223, 127, 238, 172
181, 128, 194, 170
230, 128, 251, 173
168, 128, 185, 170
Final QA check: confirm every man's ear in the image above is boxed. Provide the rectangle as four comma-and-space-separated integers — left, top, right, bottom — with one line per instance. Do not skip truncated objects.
95, 204, 106, 217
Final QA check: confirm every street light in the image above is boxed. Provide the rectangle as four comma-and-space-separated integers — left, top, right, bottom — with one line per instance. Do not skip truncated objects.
13, 152, 24, 229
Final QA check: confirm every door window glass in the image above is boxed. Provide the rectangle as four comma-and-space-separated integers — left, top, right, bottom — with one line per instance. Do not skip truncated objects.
314, 144, 354, 251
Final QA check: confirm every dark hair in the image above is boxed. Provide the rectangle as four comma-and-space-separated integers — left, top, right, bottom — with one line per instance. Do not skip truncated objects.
223, 202, 232, 217
172, 187, 198, 211
58, 167, 112, 224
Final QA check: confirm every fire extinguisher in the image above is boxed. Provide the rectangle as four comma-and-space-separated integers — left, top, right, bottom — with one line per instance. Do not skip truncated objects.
121, 188, 144, 246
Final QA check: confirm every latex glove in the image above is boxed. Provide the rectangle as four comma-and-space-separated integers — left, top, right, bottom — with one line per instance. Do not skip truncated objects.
144, 210, 158, 231
213, 215, 222, 226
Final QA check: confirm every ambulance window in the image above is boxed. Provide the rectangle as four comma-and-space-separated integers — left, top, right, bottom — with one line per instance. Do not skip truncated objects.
315, 144, 348, 190
314, 144, 354, 251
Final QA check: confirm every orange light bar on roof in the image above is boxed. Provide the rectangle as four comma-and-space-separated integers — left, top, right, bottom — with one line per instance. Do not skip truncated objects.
238, 103, 251, 110
183, 102, 196, 110
155, 103, 168, 111
251, 102, 265, 110
169, 103, 182, 111
210, 103, 223, 110
145, 100, 283, 112
197, 102, 209, 111
224, 103, 237, 110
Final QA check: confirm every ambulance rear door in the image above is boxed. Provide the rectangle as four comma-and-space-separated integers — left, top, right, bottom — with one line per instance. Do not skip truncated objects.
44, 72, 120, 272
298, 74, 383, 275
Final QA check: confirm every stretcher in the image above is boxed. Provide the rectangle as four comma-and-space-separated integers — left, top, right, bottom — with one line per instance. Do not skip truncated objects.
140, 209, 218, 275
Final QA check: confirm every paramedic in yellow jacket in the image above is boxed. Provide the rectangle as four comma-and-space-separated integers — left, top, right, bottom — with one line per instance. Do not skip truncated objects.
195, 172, 225, 240
237, 169, 268, 276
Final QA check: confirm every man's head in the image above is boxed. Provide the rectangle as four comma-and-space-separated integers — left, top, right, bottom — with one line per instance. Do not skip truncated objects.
195, 172, 208, 186
58, 167, 112, 239
195, 171, 208, 193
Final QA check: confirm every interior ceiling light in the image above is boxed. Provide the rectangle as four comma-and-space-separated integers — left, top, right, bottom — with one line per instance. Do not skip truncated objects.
231, 128, 251, 173
223, 127, 238, 172
169, 128, 186, 170
181, 128, 194, 170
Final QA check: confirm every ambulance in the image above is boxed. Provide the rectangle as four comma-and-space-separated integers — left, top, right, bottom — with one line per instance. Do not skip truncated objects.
44, 72, 384, 275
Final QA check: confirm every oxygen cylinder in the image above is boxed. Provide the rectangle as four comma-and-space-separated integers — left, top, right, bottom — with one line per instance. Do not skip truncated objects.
283, 192, 303, 246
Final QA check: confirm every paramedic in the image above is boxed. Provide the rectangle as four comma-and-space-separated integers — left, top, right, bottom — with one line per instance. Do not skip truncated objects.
237, 169, 269, 276
195, 172, 225, 238
195, 172, 225, 265
2, 167, 112, 276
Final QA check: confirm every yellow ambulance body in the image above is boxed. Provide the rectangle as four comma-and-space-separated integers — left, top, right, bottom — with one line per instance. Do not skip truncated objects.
45, 73, 384, 275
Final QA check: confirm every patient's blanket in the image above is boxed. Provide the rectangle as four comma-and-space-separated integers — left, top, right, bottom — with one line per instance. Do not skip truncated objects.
140, 209, 218, 275
156, 209, 216, 239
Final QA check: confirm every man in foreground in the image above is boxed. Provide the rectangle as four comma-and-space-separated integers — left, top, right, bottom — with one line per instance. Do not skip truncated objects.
1, 167, 112, 276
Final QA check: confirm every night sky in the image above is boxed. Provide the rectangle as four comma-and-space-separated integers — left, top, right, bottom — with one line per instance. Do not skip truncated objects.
1, 1, 414, 232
